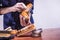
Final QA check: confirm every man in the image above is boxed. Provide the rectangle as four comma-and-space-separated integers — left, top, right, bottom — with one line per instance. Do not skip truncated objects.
0, 0, 34, 40
0, 0, 34, 30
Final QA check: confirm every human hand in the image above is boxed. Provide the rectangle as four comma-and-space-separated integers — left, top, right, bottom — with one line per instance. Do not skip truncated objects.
19, 13, 31, 27
10, 3, 27, 12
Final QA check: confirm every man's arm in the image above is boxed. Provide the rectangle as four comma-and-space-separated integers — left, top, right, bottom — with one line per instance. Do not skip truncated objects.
0, 3, 27, 15
0, 7, 13, 14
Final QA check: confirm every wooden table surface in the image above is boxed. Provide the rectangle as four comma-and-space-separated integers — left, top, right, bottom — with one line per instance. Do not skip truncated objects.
12, 37, 42, 40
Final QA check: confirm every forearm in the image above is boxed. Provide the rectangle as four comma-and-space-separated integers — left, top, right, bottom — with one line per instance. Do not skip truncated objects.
0, 7, 12, 14
0, 2, 28, 15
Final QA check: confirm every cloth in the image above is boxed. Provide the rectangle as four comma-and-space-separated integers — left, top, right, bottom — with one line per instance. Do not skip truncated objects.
2, 0, 34, 30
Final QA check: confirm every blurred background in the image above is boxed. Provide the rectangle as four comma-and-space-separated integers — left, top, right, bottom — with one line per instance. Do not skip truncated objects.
33, 0, 60, 29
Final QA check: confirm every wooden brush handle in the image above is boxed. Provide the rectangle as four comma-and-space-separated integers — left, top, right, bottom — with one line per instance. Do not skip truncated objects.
10, 24, 35, 36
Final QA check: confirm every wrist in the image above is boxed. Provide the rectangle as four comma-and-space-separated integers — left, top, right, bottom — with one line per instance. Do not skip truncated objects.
8, 7, 14, 12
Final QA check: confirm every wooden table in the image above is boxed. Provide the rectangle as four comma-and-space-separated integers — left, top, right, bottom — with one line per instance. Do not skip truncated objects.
12, 37, 42, 40
12, 29, 42, 40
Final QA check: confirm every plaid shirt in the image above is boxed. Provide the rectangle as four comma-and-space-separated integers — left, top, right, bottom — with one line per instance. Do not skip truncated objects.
2, 0, 34, 30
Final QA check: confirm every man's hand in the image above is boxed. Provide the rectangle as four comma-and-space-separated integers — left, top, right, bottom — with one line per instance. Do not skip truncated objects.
20, 13, 31, 27
10, 3, 27, 12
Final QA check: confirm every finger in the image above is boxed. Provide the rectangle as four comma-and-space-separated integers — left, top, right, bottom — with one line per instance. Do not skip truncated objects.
19, 2, 27, 9
20, 15, 24, 26
17, 3, 27, 10
16, 8, 21, 12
